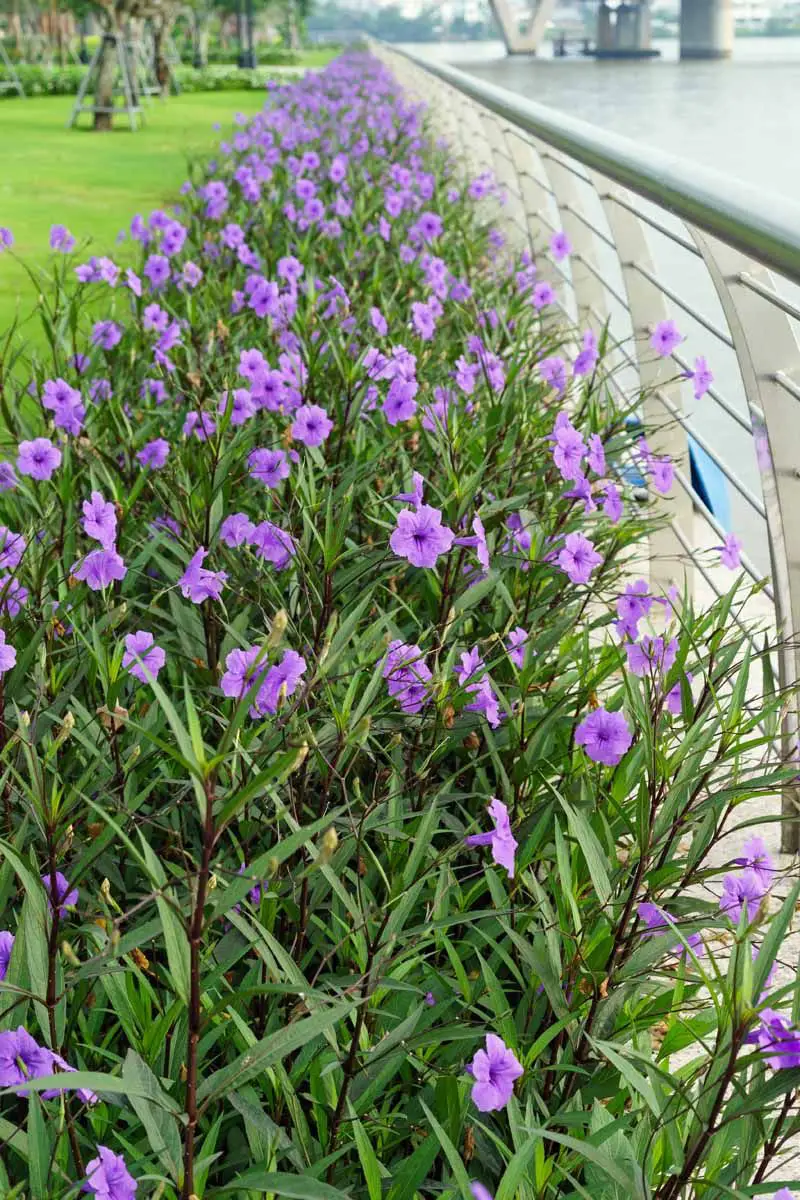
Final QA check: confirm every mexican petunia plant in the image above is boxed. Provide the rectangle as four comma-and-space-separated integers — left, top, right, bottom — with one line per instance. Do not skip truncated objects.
0, 51, 798, 1200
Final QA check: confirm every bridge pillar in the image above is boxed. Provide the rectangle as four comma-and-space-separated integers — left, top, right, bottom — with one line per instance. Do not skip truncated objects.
679, 0, 733, 59
595, 1, 657, 57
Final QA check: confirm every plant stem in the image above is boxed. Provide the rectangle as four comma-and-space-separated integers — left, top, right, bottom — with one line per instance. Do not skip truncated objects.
182, 775, 215, 1200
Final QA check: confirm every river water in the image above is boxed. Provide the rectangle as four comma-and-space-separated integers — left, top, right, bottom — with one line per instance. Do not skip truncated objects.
402, 37, 800, 573
405, 37, 800, 201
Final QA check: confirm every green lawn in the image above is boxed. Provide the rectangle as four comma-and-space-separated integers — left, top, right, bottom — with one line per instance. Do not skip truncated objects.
0, 91, 268, 336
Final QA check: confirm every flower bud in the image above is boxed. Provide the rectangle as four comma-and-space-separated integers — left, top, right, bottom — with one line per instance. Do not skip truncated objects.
319, 826, 338, 864
53, 711, 75, 749
61, 940, 80, 966
268, 609, 289, 648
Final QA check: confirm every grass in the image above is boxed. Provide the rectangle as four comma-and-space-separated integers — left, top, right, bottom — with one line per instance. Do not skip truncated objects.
0, 90, 267, 336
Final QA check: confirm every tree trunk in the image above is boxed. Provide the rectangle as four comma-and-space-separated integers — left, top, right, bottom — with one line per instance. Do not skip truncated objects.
153, 20, 171, 97
286, 0, 300, 50
94, 32, 118, 131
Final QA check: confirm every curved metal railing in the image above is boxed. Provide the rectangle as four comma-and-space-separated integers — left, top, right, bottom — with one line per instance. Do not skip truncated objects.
374, 42, 800, 849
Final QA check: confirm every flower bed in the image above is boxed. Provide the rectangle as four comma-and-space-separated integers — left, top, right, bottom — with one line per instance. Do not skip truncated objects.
0, 52, 798, 1200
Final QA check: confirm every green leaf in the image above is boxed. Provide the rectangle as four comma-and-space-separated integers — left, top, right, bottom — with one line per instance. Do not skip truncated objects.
123, 1050, 182, 1179
26, 1094, 50, 1200
555, 798, 611, 905
218, 1172, 352, 1199
198, 999, 357, 1103
420, 1101, 471, 1194
350, 1110, 384, 1200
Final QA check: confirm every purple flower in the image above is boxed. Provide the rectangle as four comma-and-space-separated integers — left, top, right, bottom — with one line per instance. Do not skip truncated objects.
0, 1027, 51, 1090
465, 797, 518, 878
411, 301, 436, 341
651, 457, 674, 495
733, 836, 774, 891
665, 671, 693, 716
551, 417, 586, 482
0, 577, 28, 618
538, 355, 567, 395
638, 902, 703, 958
575, 707, 633, 766
615, 579, 652, 639
50, 224, 76, 253
92, 321, 123, 351
0, 228, 13, 251
468, 1034, 523, 1112
532, 281, 555, 310
383, 640, 432, 714
650, 320, 683, 357
125, 268, 142, 297
137, 439, 170, 470
550, 230, 572, 261
82, 491, 117, 550
182, 261, 203, 288
454, 515, 490, 573
465, 676, 502, 728
122, 632, 166, 684
0, 631, 17, 676
557, 532, 602, 585
719, 533, 742, 570
720, 869, 767, 924
252, 649, 307, 717
42, 377, 85, 435
220, 513, 255, 547
292, 404, 333, 447
84, 1146, 138, 1199
251, 522, 297, 571
183, 411, 217, 442
382, 377, 418, 425
179, 548, 227, 603
394, 472, 425, 509
0, 527, 25, 571
507, 627, 529, 669
587, 434, 606, 476
626, 635, 677, 678
370, 307, 388, 336
390, 504, 454, 569
470, 1185, 493, 1200
42, 871, 78, 918
748, 1010, 800, 1071
17, 438, 61, 481
573, 330, 598, 377
775, 1192, 795, 1200
144, 254, 170, 290
603, 483, 623, 524
221, 646, 267, 700
0, 931, 14, 981
220, 388, 256, 426
249, 448, 290, 489
0, 463, 17, 491
72, 548, 126, 591
690, 355, 713, 400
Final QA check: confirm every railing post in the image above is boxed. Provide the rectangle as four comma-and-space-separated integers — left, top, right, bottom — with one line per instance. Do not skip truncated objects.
594, 180, 693, 597
688, 231, 800, 851
542, 151, 608, 328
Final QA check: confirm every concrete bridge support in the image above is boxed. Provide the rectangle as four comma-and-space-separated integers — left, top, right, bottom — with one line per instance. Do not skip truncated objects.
488, 0, 556, 54
679, 0, 734, 59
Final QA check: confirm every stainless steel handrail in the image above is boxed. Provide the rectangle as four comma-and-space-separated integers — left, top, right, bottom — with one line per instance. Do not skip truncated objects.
386, 47, 800, 285
375, 41, 800, 849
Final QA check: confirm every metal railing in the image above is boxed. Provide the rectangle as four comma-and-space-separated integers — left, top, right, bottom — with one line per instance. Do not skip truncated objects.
374, 43, 800, 850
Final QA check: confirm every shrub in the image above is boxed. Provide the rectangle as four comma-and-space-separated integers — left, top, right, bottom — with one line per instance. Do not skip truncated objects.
0, 53, 797, 1200
0, 62, 304, 98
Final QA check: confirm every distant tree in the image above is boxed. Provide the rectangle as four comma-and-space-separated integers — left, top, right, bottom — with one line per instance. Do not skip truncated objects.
67, 0, 177, 128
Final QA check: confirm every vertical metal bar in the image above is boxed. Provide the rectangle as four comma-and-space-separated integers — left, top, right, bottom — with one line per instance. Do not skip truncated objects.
688, 230, 800, 851
594, 178, 693, 596
544, 151, 608, 328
